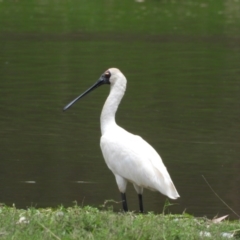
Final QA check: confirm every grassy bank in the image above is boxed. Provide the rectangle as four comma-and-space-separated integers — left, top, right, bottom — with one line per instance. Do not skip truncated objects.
0, 205, 239, 240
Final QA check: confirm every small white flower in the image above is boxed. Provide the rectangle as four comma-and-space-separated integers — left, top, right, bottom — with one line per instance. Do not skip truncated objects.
17, 216, 29, 224
220, 232, 234, 238
55, 211, 64, 217
199, 231, 211, 237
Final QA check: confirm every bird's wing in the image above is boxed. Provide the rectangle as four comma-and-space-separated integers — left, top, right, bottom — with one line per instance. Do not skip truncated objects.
131, 134, 180, 198
100, 128, 179, 199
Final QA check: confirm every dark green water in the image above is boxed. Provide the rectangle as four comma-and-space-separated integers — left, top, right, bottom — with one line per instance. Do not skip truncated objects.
0, 0, 240, 218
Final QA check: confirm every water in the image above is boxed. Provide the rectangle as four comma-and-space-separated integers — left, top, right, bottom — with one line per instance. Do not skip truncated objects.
0, 0, 240, 219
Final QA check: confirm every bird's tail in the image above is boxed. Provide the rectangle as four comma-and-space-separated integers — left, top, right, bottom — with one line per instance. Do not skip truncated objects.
166, 181, 180, 199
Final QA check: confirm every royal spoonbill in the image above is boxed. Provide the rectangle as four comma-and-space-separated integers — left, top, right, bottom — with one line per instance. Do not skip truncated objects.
63, 68, 180, 212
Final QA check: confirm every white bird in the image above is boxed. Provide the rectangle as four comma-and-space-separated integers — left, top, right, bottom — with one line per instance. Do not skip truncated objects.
63, 68, 180, 212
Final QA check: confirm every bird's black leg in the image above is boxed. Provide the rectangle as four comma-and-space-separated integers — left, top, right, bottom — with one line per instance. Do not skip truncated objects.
138, 194, 144, 213
121, 192, 128, 212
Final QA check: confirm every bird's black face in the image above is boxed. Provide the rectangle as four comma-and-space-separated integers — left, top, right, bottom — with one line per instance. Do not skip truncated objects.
63, 70, 111, 111
99, 70, 111, 85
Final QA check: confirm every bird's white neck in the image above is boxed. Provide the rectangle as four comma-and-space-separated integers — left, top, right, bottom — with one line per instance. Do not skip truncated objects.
100, 81, 126, 135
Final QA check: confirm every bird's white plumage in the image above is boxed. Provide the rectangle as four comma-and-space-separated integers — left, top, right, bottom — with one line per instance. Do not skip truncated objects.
100, 68, 180, 199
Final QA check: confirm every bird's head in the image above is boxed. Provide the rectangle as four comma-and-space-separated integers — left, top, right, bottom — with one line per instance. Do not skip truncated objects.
63, 68, 126, 111
99, 68, 126, 86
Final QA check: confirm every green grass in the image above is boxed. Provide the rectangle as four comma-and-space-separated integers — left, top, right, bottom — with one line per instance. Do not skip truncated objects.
0, 204, 239, 240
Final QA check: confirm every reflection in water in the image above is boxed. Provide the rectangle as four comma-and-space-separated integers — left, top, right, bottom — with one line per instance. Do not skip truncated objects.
21, 181, 36, 184
0, 0, 240, 219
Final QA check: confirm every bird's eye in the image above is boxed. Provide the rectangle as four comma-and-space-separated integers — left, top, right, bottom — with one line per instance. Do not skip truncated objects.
104, 71, 111, 78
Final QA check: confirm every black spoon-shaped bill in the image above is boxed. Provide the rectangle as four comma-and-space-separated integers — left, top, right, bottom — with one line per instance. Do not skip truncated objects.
63, 73, 110, 111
